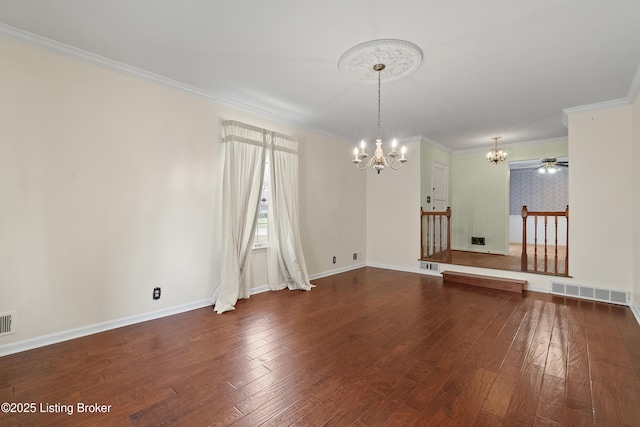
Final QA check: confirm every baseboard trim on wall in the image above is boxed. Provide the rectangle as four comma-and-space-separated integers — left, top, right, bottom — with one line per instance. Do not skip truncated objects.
526, 285, 550, 294
631, 300, 640, 326
366, 262, 422, 275
251, 285, 270, 295
309, 263, 367, 281
0, 299, 212, 357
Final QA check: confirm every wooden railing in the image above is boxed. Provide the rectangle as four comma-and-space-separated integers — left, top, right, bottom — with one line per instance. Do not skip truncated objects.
420, 207, 451, 263
520, 205, 569, 276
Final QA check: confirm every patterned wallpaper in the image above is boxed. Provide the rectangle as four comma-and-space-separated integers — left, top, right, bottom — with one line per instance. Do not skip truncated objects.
509, 168, 568, 215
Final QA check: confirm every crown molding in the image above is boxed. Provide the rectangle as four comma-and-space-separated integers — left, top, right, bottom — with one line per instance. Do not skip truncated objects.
452, 136, 568, 155
562, 98, 630, 126
626, 64, 640, 104
562, 64, 640, 126
0, 23, 354, 146
420, 136, 454, 154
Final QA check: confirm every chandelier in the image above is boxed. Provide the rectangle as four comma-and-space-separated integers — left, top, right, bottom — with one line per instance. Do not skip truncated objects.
487, 136, 507, 164
338, 39, 422, 174
352, 63, 407, 173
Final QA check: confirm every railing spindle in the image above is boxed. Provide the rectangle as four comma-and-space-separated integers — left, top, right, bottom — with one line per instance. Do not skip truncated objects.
520, 205, 569, 277
534, 216, 538, 272
420, 207, 451, 263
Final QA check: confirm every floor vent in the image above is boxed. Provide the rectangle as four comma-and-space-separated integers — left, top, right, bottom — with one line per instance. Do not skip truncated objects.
0, 312, 14, 336
420, 261, 440, 273
551, 282, 629, 305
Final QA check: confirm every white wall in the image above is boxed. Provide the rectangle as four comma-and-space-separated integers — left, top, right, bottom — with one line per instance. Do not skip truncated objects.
632, 95, 640, 310
297, 129, 367, 275
367, 140, 421, 270
0, 37, 366, 348
568, 106, 634, 292
0, 37, 223, 343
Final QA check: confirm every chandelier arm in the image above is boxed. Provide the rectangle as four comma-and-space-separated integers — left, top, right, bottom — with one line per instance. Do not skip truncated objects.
389, 162, 405, 170
362, 157, 375, 168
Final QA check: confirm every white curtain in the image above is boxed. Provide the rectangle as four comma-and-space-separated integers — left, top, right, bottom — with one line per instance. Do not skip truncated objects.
214, 121, 266, 314
214, 120, 312, 314
267, 134, 313, 291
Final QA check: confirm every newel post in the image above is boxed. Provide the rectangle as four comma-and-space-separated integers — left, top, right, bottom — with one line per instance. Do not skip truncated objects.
521, 205, 528, 271
565, 205, 569, 276
420, 207, 424, 259
445, 207, 451, 263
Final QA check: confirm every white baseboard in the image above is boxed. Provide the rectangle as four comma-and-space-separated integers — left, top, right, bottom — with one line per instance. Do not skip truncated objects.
0, 299, 211, 357
631, 299, 640, 326
526, 285, 550, 294
308, 263, 366, 281
453, 247, 507, 256
250, 285, 270, 295
366, 262, 423, 275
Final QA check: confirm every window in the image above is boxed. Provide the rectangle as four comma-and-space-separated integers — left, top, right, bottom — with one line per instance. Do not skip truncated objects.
254, 156, 270, 248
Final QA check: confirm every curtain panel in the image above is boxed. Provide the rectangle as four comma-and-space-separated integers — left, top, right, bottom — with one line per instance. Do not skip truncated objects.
214, 121, 267, 314
267, 134, 313, 291
213, 120, 312, 314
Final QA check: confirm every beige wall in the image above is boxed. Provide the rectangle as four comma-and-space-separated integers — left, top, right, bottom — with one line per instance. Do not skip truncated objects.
632, 95, 640, 308
568, 106, 634, 292
367, 140, 421, 269
0, 37, 366, 346
0, 37, 223, 342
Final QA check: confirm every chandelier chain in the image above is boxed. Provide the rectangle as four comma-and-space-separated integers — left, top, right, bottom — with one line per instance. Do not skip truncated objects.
377, 67, 382, 140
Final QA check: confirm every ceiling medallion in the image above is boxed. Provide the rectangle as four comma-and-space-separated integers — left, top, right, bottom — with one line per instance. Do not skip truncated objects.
340, 39, 422, 174
338, 39, 423, 83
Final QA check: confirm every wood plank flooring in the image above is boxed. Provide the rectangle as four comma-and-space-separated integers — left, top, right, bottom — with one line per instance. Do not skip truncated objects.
1, 267, 639, 426
450, 244, 568, 275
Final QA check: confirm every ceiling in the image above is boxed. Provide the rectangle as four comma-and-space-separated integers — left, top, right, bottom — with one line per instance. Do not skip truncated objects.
1, 0, 639, 152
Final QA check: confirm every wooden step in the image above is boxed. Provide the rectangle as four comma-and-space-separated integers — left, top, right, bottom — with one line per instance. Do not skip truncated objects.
442, 270, 526, 294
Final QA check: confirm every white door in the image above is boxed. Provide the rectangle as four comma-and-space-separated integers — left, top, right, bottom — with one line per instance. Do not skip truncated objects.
431, 161, 449, 252
432, 161, 448, 211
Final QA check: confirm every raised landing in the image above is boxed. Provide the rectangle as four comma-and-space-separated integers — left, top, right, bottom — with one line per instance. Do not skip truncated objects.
442, 270, 526, 294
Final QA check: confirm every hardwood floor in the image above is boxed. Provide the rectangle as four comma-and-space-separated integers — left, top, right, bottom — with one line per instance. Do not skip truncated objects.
449, 244, 568, 275
1, 267, 639, 426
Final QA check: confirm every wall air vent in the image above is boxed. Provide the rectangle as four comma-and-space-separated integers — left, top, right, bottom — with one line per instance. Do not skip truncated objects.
0, 312, 14, 336
550, 282, 629, 306
420, 261, 440, 273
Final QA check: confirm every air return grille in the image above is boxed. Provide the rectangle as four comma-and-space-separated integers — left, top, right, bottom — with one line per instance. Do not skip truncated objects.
551, 282, 629, 306
420, 261, 440, 273
0, 312, 14, 336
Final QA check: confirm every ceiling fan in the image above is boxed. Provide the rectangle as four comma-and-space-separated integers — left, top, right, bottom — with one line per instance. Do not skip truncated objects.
537, 157, 568, 174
